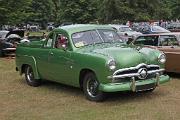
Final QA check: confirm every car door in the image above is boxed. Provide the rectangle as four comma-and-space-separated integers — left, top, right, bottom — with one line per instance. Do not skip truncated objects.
158, 35, 180, 73
36, 32, 55, 80
47, 32, 74, 85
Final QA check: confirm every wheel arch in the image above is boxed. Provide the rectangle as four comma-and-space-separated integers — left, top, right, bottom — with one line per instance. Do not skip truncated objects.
18, 56, 40, 79
79, 68, 95, 89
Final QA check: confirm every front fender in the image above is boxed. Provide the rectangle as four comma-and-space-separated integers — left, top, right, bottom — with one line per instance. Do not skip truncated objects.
72, 52, 112, 84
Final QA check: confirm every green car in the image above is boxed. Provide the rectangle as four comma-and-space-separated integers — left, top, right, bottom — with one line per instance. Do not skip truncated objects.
16, 24, 170, 101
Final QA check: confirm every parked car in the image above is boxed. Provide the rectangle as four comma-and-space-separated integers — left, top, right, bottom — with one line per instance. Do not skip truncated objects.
136, 25, 170, 34
30, 25, 40, 32
161, 32, 180, 42
0, 30, 24, 56
132, 34, 180, 73
47, 25, 55, 31
109, 24, 142, 37
167, 22, 180, 32
16, 24, 169, 101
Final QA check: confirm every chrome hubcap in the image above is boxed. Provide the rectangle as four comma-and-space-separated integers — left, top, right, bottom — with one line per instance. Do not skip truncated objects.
87, 78, 99, 97
26, 67, 34, 82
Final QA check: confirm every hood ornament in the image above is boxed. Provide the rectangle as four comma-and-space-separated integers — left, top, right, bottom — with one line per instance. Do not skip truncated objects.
138, 68, 148, 79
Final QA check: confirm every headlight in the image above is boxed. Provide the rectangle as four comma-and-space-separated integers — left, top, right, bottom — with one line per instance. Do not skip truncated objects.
158, 53, 166, 64
107, 59, 116, 71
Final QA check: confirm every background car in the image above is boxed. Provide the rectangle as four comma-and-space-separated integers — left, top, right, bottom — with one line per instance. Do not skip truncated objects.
136, 25, 170, 34
132, 34, 180, 73
167, 22, 180, 32
0, 30, 24, 57
29, 25, 40, 32
109, 24, 142, 37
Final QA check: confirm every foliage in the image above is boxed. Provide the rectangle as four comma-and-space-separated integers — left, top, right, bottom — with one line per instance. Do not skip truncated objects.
0, 0, 32, 25
0, 0, 179, 26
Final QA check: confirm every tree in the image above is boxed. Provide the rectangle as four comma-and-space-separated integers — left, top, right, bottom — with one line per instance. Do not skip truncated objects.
26, 0, 55, 27
171, 0, 180, 19
60, 0, 97, 23
0, 0, 32, 25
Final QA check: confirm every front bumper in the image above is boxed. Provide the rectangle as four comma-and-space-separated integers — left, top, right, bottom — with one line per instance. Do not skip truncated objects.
99, 75, 170, 92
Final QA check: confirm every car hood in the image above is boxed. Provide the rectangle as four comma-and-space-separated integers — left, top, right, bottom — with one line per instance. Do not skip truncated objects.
78, 44, 160, 69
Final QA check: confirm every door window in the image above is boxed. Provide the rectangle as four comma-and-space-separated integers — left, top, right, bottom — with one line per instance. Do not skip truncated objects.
159, 35, 179, 46
135, 36, 158, 46
54, 34, 68, 49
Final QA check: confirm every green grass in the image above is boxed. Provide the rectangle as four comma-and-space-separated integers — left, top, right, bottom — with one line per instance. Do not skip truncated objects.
0, 58, 180, 120
26, 30, 49, 36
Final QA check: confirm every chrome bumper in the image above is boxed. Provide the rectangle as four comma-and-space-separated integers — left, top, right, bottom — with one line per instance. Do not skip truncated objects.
130, 73, 160, 92
3, 48, 16, 51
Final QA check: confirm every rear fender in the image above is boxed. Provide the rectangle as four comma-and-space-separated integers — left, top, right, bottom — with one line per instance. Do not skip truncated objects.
19, 55, 40, 79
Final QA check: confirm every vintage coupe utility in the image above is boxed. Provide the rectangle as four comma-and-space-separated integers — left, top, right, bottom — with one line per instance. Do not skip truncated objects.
16, 24, 170, 101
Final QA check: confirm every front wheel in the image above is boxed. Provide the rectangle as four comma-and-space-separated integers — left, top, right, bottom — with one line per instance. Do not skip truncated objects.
83, 72, 105, 102
25, 65, 41, 87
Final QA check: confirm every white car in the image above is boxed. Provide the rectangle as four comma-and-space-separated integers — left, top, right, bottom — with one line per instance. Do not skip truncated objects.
109, 24, 142, 37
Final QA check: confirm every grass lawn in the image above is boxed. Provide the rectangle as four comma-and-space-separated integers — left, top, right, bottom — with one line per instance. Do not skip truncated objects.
25, 30, 49, 36
0, 58, 180, 120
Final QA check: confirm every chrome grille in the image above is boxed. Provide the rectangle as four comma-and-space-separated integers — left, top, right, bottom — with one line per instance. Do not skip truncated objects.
108, 63, 164, 82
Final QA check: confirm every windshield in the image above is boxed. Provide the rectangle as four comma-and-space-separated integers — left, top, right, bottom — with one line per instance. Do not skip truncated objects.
72, 29, 123, 48
151, 26, 170, 33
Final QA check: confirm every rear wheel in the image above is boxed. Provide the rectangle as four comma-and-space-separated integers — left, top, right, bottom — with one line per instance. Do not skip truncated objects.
0, 49, 4, 57
24, 65, 41, 87
83, 72, 105, 101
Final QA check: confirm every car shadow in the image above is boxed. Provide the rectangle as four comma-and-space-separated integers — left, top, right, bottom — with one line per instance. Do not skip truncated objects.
166, 72, 180, 79
39, 80, 164, 103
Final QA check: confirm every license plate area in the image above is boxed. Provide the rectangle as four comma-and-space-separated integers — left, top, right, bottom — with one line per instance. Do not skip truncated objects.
136, 83, 155, 92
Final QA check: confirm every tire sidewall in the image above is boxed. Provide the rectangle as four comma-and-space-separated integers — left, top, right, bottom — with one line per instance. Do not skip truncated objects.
83, 72, 105, 102
25, 65, 41, 87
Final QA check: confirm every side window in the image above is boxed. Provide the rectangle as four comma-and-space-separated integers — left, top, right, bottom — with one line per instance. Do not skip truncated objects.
134, 37, 145, 44
159, 36, 179, 46
54, 34, 68, 49
135, 36, 158, 46
159, 38, 168, 46
44, 33, 53, 48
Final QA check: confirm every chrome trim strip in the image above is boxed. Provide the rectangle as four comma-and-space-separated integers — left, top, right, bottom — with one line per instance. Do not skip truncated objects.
147, 69, 165, 74
110, 73, 139, 79
3, 48, 16, 51
113, 63, 159, 76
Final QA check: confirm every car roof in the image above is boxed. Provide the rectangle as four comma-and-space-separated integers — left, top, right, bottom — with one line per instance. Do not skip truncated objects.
0, 30, 9, 32
137, 33, 177, 37
55, 24, 114, 34
109, 24, 129, 28
160, 32, 180, 35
